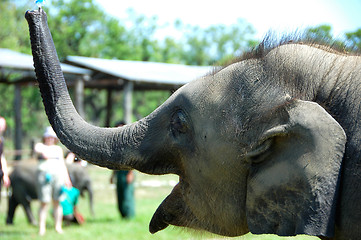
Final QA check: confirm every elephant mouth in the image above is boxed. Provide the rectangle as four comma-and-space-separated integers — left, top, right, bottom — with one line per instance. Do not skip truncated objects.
149, 206, 171, 233
149, 183, 200, 234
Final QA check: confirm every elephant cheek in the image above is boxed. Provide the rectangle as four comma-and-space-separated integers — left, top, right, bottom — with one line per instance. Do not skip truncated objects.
149, 184, 198, 234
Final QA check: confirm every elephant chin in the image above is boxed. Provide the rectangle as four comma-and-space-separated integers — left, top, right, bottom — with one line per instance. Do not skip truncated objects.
150, 183, 250, 237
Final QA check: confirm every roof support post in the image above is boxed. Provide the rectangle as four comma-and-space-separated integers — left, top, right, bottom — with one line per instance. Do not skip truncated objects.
123, 81, 133, 124
105, 88, 113, 127
74, 77, 85, 118
14, 84, 22, 160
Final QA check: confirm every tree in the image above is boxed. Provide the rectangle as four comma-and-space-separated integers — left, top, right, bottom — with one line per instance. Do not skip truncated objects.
159, 37, 184, 64
121, 9, 164, 62
345, 29, 361, 51
304, 24, 346, 51
46, 0, 107, 60
304, 24, 333, 42
177, 19, 257, 66
90, 18, 132, 59
0, 0, 32, 54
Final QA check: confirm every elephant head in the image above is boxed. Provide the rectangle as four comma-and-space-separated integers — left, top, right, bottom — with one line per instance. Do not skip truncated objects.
26, 9, 346, 238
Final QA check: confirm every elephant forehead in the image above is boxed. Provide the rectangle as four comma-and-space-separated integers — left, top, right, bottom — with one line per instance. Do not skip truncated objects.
172, 61, 256, 120
184, 72, 238, 106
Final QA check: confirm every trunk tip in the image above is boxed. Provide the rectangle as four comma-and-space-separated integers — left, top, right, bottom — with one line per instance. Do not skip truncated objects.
25, 7, 46, 22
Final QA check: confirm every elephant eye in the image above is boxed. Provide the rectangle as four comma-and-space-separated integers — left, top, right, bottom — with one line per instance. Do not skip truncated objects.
171, 110, 189, 135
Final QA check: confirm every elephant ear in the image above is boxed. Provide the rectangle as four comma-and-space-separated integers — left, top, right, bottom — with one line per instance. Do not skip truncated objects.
246, 100, 346, 238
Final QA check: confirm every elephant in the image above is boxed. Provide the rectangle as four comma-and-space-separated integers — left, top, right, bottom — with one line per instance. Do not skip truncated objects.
25, 9, 361, 240
6, 162, 94, 225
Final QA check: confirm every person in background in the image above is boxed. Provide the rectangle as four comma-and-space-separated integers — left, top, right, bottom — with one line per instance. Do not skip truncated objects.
110, 121, 135, 219
34, 126, 72, 235
0, 116, 10, 204
65, 151, 87, 167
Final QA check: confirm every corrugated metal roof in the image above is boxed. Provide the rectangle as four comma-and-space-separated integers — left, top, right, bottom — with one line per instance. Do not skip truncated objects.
0, 48, 92, 75
67, 56, 213, 85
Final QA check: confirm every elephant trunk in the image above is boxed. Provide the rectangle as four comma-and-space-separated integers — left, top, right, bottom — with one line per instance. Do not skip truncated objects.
25, 9, 146, 171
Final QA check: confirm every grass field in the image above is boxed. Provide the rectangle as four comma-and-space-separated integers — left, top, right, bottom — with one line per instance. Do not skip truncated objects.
0, 164, 319, 240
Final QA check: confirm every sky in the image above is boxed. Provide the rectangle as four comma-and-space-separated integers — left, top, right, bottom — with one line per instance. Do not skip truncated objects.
94, 0, 361, 40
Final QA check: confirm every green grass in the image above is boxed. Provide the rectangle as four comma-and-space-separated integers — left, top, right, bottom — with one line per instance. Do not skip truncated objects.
0, 164, 319, 240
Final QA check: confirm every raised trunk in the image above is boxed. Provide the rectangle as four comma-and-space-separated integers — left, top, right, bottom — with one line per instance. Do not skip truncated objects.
25, 9, 143, 170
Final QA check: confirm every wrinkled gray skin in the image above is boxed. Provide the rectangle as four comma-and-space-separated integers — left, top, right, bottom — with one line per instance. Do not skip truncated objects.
25, 9, 361, 240
6, 162, 94, 225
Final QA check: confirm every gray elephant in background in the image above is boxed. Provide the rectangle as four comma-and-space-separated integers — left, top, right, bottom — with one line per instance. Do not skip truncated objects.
26, 9, 361, 240
6, 162, 94, 225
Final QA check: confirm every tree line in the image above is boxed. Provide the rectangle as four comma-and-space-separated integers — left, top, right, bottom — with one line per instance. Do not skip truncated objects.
1, 0, 361, 150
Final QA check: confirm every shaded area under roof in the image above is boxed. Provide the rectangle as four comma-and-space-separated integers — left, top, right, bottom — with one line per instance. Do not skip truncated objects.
66, 56, 213, 90
0, 48, 92, 83
0, 48, 93, 160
